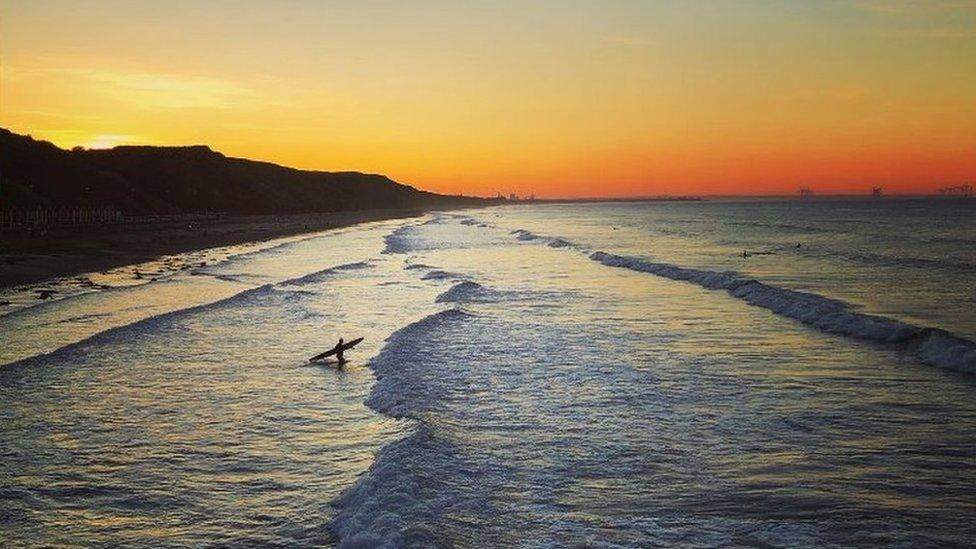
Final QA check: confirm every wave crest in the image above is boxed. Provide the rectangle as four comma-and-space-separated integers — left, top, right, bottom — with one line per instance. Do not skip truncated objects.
435, 281, 492, 303
422, 270, 462, 281
511, 229, 581, 249
589, 251, 976, 373
280, 261, 371, 286
331, 307, 476, 546
383, 225, 420, 254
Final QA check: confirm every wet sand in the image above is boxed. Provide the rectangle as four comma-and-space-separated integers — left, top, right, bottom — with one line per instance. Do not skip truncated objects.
0, 209, 423, 290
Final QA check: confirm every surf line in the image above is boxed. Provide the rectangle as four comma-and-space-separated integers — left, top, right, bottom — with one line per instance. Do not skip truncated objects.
507, 227, 975, 375
588, 251, 976, 374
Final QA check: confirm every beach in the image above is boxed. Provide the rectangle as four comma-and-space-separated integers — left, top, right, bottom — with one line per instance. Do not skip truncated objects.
0, 209, 423, 290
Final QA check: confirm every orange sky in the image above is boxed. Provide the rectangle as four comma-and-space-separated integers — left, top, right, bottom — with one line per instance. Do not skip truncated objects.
2, 1, 975, 197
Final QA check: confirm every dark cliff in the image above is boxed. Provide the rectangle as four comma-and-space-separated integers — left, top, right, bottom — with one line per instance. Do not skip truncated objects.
0, 128, 497, 215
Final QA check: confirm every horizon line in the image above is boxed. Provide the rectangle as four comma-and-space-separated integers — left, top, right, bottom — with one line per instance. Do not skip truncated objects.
6, 127, 973, 201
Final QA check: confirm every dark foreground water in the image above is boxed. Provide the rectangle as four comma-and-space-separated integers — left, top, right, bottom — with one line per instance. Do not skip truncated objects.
2, 199, 975, 547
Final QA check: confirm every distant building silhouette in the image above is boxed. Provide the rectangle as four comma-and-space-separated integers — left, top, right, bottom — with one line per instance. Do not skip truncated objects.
939, 184, 973, 198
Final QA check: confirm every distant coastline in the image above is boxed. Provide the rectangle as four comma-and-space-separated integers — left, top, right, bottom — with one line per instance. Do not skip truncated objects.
0, 127, 503, 290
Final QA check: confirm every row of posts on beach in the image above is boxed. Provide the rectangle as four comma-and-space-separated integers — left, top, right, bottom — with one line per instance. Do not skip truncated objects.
2, 208, 230, 232
2, 207, 124, 229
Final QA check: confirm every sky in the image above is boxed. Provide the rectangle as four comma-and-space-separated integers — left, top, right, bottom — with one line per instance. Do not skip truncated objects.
2, 0, 975, 197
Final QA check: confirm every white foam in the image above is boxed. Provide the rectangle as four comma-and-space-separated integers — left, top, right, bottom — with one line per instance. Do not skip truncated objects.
383, 225, 423, 254
510, 229, 583, 250
331, 308, 473, 546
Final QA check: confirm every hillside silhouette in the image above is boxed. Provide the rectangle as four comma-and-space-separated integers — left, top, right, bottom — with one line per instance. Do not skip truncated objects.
0, 128, 495, 215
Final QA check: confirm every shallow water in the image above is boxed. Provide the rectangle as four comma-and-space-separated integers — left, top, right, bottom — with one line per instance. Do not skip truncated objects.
2, 200, 975, 547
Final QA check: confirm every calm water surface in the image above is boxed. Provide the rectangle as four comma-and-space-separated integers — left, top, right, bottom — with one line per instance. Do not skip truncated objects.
2, 199, 975, 547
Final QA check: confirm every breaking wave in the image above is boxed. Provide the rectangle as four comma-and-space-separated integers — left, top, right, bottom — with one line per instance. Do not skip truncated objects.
363, 308, 471, 418
1, 284, 277, 369
383, 224, 422, 254
384, 216, 475, 254
511, 229, 539, 241
436, 281, 494, 303
421, 270, 463, 281
279, 261, 371, 286
434, 280, 568, 306
505, 227, 976, 374
2, 257, 363, 369
331, 308, 476, 547
589, 251, 976, 374
510, 229, 582, 250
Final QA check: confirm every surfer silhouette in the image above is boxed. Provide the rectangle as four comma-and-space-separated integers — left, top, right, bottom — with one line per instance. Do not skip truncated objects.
308, 336, 363, 363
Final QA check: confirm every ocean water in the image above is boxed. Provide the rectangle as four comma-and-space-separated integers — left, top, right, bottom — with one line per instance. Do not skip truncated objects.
2, 199, 975, 547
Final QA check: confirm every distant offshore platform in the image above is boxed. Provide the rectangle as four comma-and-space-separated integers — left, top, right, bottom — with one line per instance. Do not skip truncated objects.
939, 184, 974, 198
798, 184, 974, 199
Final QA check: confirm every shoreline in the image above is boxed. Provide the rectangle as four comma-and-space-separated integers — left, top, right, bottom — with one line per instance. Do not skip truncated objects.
0, 208, 426, 290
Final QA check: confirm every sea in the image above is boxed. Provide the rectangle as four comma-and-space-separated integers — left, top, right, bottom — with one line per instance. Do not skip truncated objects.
1, 198, 975, 547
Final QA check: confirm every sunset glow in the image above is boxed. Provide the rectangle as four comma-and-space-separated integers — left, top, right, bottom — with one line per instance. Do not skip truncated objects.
3, 1, 975, 197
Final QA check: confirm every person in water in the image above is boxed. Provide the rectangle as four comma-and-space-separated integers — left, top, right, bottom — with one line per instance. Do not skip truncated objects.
335, 338, 345, 363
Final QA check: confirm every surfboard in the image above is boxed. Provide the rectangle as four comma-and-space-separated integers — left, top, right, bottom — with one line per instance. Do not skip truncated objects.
309, 337, 364, 362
